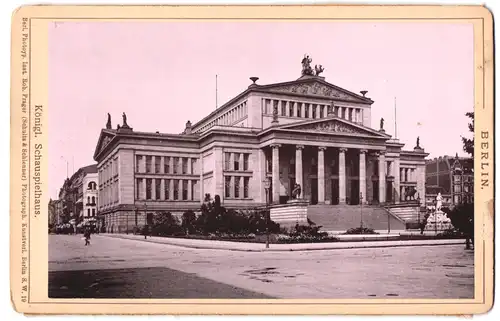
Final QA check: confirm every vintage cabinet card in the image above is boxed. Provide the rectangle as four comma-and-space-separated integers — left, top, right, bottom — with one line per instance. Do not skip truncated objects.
10, 4, 494, 315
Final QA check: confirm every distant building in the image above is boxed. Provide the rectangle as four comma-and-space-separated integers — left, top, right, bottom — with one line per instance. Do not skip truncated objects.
55, 164, 98, 228
48, 199, 57, 227
425, 153, 473, 208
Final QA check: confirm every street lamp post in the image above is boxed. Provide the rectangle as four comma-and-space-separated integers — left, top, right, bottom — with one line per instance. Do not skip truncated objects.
359, 192, 363, 229
144, 201, 148, 239
263, 177, 271, 249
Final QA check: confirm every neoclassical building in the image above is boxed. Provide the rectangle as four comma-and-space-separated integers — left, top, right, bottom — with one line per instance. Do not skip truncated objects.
94, 58, 428, 232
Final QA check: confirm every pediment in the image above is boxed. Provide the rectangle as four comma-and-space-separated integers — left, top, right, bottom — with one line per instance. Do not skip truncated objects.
262, 79, 370, 103
93, 130, 116, 160
278, 118, 388, 137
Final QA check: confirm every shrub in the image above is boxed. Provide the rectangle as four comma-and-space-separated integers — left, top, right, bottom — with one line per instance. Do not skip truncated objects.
181, 210, 197, 235
151, 212, 183, 236
278, 220, 337, 243
344, 227, 379, 235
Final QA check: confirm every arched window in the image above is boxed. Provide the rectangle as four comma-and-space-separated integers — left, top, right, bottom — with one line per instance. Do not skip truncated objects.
87, 196, 90, 204
88, 181, 97, 190
92, 196, 96, 204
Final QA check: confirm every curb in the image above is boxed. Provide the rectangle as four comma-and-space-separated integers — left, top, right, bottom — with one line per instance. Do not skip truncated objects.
99, 234, 468, 252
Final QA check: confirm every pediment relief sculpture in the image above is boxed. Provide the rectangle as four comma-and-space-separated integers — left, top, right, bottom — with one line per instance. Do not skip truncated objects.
271, 83, 358, 101
290, 121, 363, 134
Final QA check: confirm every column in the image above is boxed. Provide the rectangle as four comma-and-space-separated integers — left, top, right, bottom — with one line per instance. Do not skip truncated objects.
199, 156, 204, 203
160, 179, 165, 200
295, 145, 304, 198
359, 149, 367, 204
318, 147, 326, 203
141, 178, 146, 199
339, 148, 347, 204
378, 151, 386, 203
394, 158, 400, 203
271, 144, 281, 203
213, 147, 224, 199
187, 180, 192, 201
151, 179, 156, 200
169, 179, 174, 200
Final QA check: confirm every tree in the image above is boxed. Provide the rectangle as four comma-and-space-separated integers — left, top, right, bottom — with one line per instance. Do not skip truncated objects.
461, 111, 474, 157
442, 203, 474, 249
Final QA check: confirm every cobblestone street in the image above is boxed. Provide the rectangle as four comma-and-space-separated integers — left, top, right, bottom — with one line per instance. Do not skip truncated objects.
49, 235, 474, 299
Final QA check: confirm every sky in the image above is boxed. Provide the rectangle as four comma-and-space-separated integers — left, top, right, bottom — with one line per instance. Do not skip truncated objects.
49, 21, 474, 199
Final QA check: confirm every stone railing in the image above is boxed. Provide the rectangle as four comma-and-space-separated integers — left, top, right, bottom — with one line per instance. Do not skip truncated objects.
269, 199, 309, 227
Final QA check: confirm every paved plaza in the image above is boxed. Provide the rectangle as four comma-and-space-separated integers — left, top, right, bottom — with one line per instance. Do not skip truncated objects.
49, 235, 474, 299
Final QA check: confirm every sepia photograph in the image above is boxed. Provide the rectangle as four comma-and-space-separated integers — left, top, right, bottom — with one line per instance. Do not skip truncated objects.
47, 19, 476, 300
10, 4, 494, 315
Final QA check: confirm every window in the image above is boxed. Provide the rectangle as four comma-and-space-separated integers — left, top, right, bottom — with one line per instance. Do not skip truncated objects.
91, 196, 95, 204
224, 153, 231, 170
164, 156, 170, 173
225, 176, 231, 198
173, 158, 179, 174
154, 156, 161, 173
145, 156, 152, 173
289, 102, 294, 117
320, 105, 325, 118
191, 159, 197, 174
311, 157, 317, 173
454, 175, 461, 183
454, 185, 461, 193
136, 155, 141, 172
273, 100, 279, 115
87, 209, 90, 216
191, 180, 197, 201
146, 179, 152, 199
234, 176, 241, 198
281, 101, 286, 116
312, 105, 317, 119
182, 180, 188, 200
87, 196, 90, 204
289, 157, 295, 175
266, 152, 272, 173
155, 179, 161, 200
88, 182, 96, 190
182, 158, 188, 174
92, 209, 95, 216
165, 179, 170, 200
234, 153, 240, 171
331, 159, 338, 175
136, 179, 142, 199
304, 104, 309, 118
243, 177, 250, 198
243, 154, 249, 171
173, 180, 179, 200
464, 185, 469, 193
297, 103, 302, 117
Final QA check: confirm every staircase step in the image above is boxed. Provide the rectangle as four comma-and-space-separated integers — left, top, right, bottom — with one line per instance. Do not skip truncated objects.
306, 205, 406, 232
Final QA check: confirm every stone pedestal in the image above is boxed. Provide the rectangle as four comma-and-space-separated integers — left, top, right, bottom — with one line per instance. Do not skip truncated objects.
425, 210, 453, 231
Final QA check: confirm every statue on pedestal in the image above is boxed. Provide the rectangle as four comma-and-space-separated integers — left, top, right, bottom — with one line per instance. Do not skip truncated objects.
314, 64, 324, 76
122, 112, 129, 128
436, 192, 443, 212
292, 183, 302, 199
106, 113, 112, 129
416, 136, 420, 148
380, 118, 385, 130
301, 55, 313, 76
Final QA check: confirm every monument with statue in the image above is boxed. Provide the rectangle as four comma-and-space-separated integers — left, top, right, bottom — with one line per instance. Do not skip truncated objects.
424, 193, 453, 231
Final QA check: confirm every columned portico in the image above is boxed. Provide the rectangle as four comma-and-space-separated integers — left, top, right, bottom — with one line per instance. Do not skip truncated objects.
338, 147, 347, 204
359, 149, 367, 204
271, 144, 281, 204
317, 146, 326, 203
295, 145, 304, 198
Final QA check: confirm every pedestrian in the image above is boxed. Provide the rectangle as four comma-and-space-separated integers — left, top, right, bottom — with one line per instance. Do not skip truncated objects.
84, 228, 91, 246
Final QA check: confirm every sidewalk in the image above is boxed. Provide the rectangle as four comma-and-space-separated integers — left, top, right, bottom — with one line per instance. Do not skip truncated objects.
99, 233, 467, 252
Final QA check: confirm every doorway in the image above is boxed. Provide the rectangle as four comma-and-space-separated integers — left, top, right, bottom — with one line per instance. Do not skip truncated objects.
310, 178, 318, 205
331, 179, 339, 205
350, 179, 359, 205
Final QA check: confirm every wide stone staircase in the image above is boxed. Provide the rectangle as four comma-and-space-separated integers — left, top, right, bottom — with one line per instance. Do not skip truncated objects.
384, 204, 421, 223
307, 204, 406, 232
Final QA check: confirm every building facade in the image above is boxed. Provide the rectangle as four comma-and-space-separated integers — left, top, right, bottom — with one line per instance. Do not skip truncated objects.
94, 62, 428, 233
425, 154, 474, 208
53, 164, 98, 229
